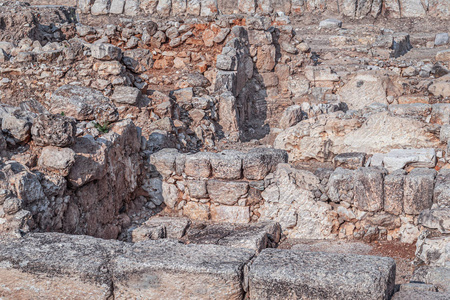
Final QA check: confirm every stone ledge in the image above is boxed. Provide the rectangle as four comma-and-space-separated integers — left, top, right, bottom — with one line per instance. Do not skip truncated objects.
248, 248, 396, 300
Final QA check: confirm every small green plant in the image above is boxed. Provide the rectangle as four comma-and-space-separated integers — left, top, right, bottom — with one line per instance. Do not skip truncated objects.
60, 111, 65, 116
95, 121, 110, 133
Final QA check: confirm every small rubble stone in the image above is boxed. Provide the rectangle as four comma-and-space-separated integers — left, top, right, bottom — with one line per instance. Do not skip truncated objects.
1, 114, 31, 143
319, 18, 343, 28
334, 153, 366, 170
3, 197, 22, 215
435, 33, 449, 46
111, 86, 141, 105
90, 43, 122, 61
279, 105, 303, 129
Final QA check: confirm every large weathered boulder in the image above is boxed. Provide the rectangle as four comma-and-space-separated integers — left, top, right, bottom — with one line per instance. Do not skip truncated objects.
31, 113, 76, 147
248, 248, 396, 300
50, 85, 119, 123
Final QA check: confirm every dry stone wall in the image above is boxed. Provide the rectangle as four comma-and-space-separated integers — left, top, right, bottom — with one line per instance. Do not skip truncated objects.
78, 0, 450, 18
147, 147, 450, 243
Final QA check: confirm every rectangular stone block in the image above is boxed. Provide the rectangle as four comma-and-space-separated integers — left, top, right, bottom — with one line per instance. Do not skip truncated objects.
403, 168, 436, 215
384, 169, 406, 215
211, 205, 250, 223
248, 249, 396, 300
0, 233, 116, 299
353, 167, 385, 212
112, 240, 254, 299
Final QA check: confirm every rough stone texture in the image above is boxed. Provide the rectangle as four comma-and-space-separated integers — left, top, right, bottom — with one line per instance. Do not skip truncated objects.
353, 167, 385, 212
393, 290, 450, 300
184, 152, 212, 178
260, 164, 335, 238
415, 235, 450, 267
149, 148, 179, 178
90, 43, 122, 61
1, 113, 32, 143
275, 112, 438, 162
403, 168, 436, 215
412, 266, 450, 292
376, 149, 437, 172
207, 180, 249, 205
211, 205, 250, 223
38, 146, 76, 176
338, 73, 388, 110
0, 233, 117, 299
111, 86, 142, 105
334, 152, 366, 170
418, 208, 450, 234
66, 120, 142, 238
248, 248, 396, 300
183, 222, 281, 252
384, 170, 406, 215
434, 169, 450, 207
130, 216, 191, 241
243, 148, 288, 180
112, 239, 254, 299
279, 105, 304, 129
186, 180, 208, 198
31, 113, 76, 147
50, 85, 119, 123
210, 151, 243, 180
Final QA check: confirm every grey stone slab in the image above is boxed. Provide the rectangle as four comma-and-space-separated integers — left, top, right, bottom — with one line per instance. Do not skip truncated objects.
248, 248, 396, 300
0, 233, 119, 299
112, 239, 254, 299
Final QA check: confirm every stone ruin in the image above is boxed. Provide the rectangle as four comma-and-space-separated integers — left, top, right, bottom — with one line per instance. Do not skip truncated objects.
0, 0, 449, 298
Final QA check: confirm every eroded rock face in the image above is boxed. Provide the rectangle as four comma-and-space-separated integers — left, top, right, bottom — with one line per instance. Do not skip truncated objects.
50, 85, 119, 123
275, 112, 438, 162
31, 113, 77, 147
260, 164, 336, 239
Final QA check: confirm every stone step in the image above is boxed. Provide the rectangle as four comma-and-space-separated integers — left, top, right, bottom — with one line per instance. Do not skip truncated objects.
130, 217, 282, 253
0, 232, 255, 300
247, 248, 396, 300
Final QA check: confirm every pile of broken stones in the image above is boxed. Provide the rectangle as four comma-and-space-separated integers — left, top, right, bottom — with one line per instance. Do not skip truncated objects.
0, 0, 449, 299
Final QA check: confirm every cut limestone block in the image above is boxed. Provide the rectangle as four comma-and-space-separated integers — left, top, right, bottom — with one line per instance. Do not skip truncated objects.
0, 233, 118, 299
112, 239, 254, 299
248, 248, 396, 300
